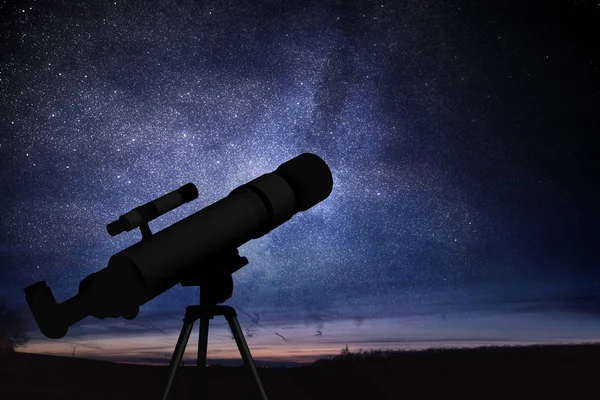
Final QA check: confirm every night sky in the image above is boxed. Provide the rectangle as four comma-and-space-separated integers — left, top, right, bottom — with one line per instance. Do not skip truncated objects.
1, 0, 598, 364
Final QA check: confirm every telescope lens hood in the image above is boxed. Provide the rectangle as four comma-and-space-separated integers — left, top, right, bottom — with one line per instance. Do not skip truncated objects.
275, 153, 333, 211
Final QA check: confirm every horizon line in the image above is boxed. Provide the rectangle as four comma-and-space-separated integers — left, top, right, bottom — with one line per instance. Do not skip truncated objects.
13, 339, 600, 366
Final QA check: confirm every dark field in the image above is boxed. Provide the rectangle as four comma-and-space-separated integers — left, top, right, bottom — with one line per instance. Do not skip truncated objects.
1, 344, 598, 399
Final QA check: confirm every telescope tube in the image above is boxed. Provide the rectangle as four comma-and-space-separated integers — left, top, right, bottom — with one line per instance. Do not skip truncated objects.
24, 153, 333, 339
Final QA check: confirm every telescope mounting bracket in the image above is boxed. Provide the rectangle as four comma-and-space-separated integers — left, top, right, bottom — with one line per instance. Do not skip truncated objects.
139, 222, 153, 240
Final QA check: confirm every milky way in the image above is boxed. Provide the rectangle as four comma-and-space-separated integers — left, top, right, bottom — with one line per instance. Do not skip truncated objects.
1, 0, 598, 361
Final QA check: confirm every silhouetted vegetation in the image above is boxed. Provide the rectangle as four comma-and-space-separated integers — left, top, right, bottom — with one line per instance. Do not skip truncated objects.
0, 303, 30, 352
319, 343, 600, 366
2, 344, 598, 399
310, 343, 599, 399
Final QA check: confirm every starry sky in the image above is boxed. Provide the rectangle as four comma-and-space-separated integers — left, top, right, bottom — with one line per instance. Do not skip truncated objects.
0, 0, 598, 364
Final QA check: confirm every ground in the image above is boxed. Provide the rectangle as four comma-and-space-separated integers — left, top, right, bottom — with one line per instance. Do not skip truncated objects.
1, 344, 597, 399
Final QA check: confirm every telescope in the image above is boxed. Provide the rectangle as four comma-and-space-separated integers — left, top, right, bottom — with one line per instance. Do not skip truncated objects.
23, 153, 333, 339
23, 153, 333, 399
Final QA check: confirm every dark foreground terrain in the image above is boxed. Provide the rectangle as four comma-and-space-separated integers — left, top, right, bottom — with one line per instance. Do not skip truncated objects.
1, 344, 598, 399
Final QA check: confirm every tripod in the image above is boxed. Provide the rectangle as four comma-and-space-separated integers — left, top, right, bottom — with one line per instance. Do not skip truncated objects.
161, 249, 269, 400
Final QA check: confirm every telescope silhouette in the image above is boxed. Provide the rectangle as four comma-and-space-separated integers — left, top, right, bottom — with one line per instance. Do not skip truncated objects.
23, 153, 333, 341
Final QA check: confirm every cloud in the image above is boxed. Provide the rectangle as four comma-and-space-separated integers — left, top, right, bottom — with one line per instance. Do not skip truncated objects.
303, 313, 327, 330
274, 332, 288, 343
499, 295, 600, 317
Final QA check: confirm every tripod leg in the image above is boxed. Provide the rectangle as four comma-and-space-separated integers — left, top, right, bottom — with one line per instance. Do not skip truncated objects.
197, 317, 210, 367
162, 319, 195, 400
227, 315, 269, 400
194, 317, 210, 398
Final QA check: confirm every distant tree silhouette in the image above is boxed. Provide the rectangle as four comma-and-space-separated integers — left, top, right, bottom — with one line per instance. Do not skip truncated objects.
0, 302, 30, 352
340, 345, 351, 358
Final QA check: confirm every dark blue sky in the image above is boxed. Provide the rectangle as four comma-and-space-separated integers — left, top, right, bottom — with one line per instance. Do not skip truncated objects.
0, 0, 598, 363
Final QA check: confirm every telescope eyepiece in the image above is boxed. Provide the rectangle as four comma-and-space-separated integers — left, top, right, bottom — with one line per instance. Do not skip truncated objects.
24, 281, 69, 339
